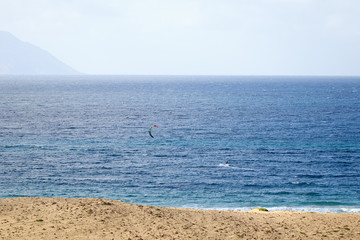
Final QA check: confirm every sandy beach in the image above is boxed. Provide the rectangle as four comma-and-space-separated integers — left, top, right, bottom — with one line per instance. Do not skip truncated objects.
0, 197, 359, 239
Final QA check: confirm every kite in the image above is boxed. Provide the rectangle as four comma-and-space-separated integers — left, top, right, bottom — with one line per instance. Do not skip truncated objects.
148, 125, 158, 138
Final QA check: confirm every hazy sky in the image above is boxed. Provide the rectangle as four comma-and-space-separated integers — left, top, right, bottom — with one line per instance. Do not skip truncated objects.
1, 0, 360, 75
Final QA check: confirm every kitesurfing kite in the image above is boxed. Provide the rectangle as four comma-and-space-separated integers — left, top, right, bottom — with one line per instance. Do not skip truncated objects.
148, 125, 158, 138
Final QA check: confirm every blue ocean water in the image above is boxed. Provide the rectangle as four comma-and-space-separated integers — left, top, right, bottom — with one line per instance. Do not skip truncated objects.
0, 75, 359, 213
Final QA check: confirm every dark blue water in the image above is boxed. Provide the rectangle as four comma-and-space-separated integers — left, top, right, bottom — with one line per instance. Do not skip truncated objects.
1, 75, 359, 212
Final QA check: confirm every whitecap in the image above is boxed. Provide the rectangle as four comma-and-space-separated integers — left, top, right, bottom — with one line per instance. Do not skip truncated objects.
218, 163, 230, 167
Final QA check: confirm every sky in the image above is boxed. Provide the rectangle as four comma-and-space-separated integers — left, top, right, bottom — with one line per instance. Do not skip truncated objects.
1, 0, 360, 75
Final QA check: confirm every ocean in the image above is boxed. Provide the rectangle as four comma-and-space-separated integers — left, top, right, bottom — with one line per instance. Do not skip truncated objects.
0, 75, 359, 213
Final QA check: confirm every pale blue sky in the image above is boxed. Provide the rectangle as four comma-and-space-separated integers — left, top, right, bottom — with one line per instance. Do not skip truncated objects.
1, 0, 359, 75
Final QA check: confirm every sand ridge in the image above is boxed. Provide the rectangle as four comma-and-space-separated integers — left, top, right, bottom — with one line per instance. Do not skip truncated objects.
0, 197, 360, 239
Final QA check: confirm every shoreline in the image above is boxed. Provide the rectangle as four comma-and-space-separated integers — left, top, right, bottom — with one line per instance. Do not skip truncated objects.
1, 197, 360, 239
162, 205, 360, 214
3, 196, 359, 213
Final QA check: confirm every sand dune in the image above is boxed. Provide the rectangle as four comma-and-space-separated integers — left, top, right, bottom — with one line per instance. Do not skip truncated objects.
0, 197, 359, 239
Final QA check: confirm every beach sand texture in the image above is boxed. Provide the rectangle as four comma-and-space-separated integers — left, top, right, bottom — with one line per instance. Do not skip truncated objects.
1, 197, 360, 239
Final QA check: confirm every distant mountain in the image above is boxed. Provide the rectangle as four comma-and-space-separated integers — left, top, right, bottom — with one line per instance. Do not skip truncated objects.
0, 31, 80, 75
